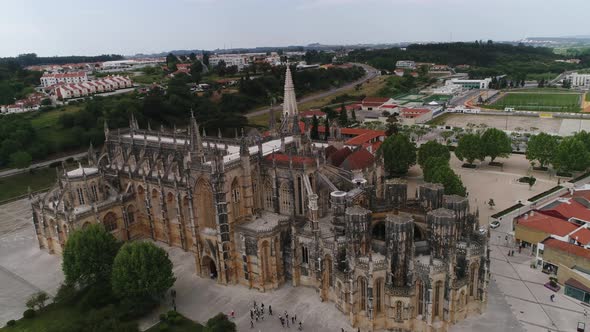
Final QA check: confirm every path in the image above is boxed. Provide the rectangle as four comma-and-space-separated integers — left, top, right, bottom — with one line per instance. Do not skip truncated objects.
0, 152, 87, 178
246, 63, 379, 118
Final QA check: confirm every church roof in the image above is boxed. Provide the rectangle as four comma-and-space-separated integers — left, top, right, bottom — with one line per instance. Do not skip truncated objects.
328, 147, 352, 167
341, 148, 375, 170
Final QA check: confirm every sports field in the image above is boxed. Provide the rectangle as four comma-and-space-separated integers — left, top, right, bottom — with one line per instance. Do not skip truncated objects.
488, 91, 581, 112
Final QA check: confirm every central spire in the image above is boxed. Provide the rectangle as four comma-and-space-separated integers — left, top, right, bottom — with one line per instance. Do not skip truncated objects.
283, 64, 298, 117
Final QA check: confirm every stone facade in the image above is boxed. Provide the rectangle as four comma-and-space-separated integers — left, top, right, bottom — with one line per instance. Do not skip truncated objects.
30, 67, 489, 331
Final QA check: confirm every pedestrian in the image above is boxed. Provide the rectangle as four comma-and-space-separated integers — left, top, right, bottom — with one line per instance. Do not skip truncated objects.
280, 318, 285, 327
294, 314, 297, 321
250, 320, 254, 328
550, 294, 555, 302
269, 305, 273, 315
341, 328, 345, 332
262, 303, 264, 310
261, 313, 264, 321
358, 328, 360, 332
255, 313, 259, 322
299, 321, 303, 330
250, 309, 254, 320
286, 312, 289, 321
292, 316, 295, 324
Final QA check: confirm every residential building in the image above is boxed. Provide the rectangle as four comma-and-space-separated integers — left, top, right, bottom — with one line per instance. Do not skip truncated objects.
567, 72, 590, 89
399, 108, 433, 125
395, 60, 416, 69
209, 54, 249, 70
52, 76, 133, 100
40, 71, 88, 87
360, 97, 396, 112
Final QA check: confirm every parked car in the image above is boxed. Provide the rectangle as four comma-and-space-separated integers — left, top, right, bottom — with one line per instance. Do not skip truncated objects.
490, 220, 501, 229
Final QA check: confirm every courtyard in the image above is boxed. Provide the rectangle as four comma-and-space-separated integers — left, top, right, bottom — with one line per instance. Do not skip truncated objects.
0, 153, 586, 331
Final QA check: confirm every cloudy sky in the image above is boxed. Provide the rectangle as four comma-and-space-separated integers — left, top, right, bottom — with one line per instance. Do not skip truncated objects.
1, 0, 588, 57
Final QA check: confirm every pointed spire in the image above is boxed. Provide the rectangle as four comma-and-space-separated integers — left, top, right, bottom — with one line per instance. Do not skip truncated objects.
283, 64, 298, 118
240, 128, 248, 156
148, 121, 152, 131
88, 142, 96, 166
217, 128, 222, 139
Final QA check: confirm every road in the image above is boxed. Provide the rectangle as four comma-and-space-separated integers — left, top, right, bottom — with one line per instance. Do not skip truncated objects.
0, 152, 87, 178
245, 63, 379, 118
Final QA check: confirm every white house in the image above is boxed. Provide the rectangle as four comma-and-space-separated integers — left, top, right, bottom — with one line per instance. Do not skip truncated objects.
40, 71, 88, 87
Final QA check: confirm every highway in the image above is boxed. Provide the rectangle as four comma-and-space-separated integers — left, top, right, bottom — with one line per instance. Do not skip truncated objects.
245, 63, 379, 118
0, 152, 87, 178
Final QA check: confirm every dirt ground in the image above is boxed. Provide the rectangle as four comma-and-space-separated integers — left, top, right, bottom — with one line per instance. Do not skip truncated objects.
438, 113, 563, 134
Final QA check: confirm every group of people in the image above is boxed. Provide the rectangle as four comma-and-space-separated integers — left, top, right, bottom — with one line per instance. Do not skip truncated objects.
248, 301, 303, 330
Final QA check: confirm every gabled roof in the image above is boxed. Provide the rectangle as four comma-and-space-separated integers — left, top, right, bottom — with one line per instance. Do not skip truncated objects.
264, 153, 315, 166
543, 198, 590, 222
516, 212, 578, 237
543, 238, 590, 260
572, 228, 590, 246
328, 147, 352, 167
341, 148, 375, 170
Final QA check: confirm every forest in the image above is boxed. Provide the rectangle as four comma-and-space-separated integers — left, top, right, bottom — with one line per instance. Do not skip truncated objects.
347, 42, 585, 81
0, 53, 124, 67
0, 65, 365, 167
0, 61, 42, 105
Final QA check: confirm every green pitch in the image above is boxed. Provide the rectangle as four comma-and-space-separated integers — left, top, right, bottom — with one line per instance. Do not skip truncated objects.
489, 92, 581, 112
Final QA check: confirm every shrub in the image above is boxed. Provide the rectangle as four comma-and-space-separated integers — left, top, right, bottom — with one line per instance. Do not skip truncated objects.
23, 308, 36, 319
160, 313, 168, 322
159, 322, 169, 332
6, 320, 16, 327
26, 291, 49, 310
54, 283, 78, 305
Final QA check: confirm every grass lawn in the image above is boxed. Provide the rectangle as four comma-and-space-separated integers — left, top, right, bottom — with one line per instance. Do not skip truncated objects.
0, 168, 56, 202
488, 91, 581, 112
145, 315, 204, 332
28, 105, 83, 130
1, 303, 82, 332
586, 92, 590, 102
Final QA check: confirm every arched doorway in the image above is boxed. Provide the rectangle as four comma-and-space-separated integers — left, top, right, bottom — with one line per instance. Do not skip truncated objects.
202, 255, 217, 280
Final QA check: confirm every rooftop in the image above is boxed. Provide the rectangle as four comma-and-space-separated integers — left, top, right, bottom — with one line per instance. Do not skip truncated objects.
543, 238, 590, 260
517, 212, 578, 237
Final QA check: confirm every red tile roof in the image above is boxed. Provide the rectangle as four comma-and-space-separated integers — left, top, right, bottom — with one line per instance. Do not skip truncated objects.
546, 199, 590, 222
543, 238, 590, 260
341, 149, 375, 170
345, 131, 384, 146
571, 228, 590, 245
329, 147, 352, 167
516, 212, 578, 237
264, 153, 315, 166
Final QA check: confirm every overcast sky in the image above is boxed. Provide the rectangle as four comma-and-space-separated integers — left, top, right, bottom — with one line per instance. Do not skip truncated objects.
1, 0, 588, 57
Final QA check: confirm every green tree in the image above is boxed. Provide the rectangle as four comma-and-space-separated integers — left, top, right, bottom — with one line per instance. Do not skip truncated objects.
526, 133, 558, 168
189, 52, 196, 61
324, 118, 330, 141
423, 156, 449, 183
552, 136, 590, 172
379, 134, 416, 176
338, 104, 348, 126
351, 109, 357, 122
429, 165, 467, 196
481, 128, 512, 162
25, 291, 49, 310
112, 242, 175, 301
166, 53, 177, 72
9, 151, 32, 168
204, 313, 237, 332
62, 224, 120, 286
455, 133, 484, 165
417, 140, 450, 168
310, 115, 320, 140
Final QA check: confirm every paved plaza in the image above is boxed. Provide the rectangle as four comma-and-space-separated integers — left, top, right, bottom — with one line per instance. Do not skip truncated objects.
0, 153, 586, 331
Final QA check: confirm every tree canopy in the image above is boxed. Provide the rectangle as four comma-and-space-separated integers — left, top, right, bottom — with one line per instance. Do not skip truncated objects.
526, 133, 559, 167
62, 223, 120, 286
111, 242, 175, 301
481, 128, 512, 162
455, 133, 484, 165
379, 134, 416, 176
417, 140, 450, 168
552, 136, 590, 172
429, 165, 467, 196
204, 313, 237, 332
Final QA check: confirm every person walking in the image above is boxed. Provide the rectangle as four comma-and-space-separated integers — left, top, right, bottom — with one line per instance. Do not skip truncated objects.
250, 320, 254, 328
550, 294, 555, 302
292, 316, 295, 324
269, 305, 273, 315
250, 309, 254, 320
298, 321, 303, 330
